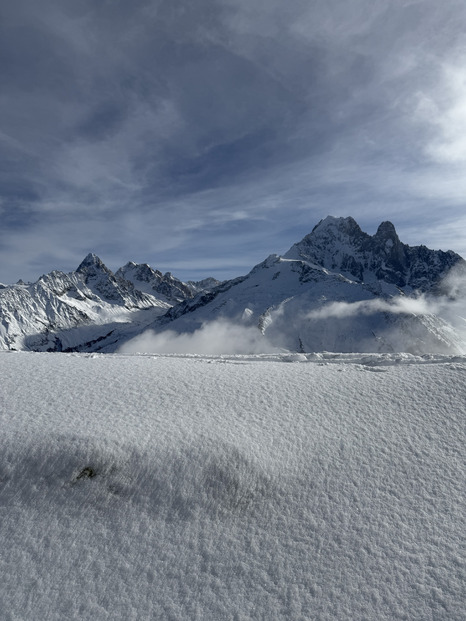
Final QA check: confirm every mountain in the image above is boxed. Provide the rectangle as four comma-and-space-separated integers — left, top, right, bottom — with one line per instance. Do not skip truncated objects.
115, 262, 221, 304
285, 216, 460, 292
1, 217, 465, 354
128, 216, 466, 355
0, 254, 214, 352
186, 277, 223, 296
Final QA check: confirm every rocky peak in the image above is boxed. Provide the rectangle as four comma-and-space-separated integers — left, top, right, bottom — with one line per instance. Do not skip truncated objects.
374, 220, 398, 240
76, 253, 113, 278
373, 221, 401, 251
286, 216, 464, 291
74, 254, 154, 307
116, 261, 194, 303
117, 262, 163, 283
309, 216, 367, 244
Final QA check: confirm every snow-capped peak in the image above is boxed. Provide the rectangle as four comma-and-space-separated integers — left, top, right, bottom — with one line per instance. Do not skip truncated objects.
116, 262, 195, 304
146, 216, 465, 356
285, 216, 462, 290
76, 253, 112, 276
311, 215, 364, 236
1, 217, 465, 355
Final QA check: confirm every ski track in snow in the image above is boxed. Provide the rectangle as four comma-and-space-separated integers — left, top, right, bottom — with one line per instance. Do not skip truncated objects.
0, 352, 464, 620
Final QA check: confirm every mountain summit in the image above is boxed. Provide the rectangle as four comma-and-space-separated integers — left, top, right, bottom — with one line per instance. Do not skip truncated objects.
284, 216, 460, 290
115, 262, 219, 304
76, 253, 113, 276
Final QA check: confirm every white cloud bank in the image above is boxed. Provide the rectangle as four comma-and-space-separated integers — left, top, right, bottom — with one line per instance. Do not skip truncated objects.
119, 319, 277, 355
308, 264, 466, 321
306, 295, 440, 321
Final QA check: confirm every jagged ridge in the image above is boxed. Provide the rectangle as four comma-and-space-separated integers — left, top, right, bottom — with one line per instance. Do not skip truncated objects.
0, 217, 465, 354
0, 255, 215, 351
285, 216, 461, 291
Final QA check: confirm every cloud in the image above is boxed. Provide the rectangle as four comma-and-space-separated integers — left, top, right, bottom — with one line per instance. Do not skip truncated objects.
2, 0, 466, 282
119, 319, 278, 355
116, 262, 466, 355
416, 62, 466, 164
306, 296, 441, 321
304, 265, 466, 352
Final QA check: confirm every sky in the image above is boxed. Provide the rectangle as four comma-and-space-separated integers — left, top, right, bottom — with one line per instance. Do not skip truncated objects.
1, 0, 466, 284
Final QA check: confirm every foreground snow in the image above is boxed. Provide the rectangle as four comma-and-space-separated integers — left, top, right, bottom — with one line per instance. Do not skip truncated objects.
0, 352, 464, 619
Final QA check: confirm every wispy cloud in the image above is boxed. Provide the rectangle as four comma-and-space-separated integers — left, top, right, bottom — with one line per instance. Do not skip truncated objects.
306, 296, 440, 321
119, 319, 277, 355
415, 61, 466, 164
1, 0, 466, 282
304, 264, 466, 351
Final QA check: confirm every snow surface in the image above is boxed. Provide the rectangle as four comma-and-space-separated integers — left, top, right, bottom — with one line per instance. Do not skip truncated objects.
0, 352, 464, 620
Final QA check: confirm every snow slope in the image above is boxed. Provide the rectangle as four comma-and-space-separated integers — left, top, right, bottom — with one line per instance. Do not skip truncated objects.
128, 248, 465, 355
0, 255, 218, 352
0, 352, 464, 619
153, 217, 464, 354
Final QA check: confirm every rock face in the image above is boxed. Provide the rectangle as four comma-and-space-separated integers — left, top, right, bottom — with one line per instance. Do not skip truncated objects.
75, 254, 155, 307
116, 262, 221, 304
116, 262, 194, 304
284, 216, 461, 291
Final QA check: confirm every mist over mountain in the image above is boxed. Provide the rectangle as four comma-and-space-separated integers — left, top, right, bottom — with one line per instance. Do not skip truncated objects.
1, 217, 465, 354
124, 216, 466, 355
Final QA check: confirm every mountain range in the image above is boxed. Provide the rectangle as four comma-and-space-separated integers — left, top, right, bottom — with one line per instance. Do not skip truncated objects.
1, 216, 465, 353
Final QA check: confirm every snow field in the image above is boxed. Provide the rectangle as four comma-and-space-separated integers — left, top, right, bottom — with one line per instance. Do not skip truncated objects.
0, 352, 464, 619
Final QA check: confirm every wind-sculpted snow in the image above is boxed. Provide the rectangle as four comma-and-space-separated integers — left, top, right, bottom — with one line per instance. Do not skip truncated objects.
0, 352, 464, 619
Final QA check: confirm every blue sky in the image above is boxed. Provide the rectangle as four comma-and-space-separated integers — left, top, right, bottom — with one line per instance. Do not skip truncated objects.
1, 0, 466, 283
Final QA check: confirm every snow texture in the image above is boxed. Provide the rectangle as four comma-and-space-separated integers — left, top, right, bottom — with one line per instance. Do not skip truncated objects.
0, 351, 464, 620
